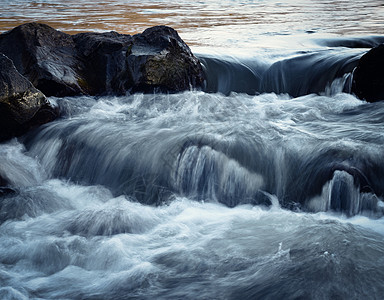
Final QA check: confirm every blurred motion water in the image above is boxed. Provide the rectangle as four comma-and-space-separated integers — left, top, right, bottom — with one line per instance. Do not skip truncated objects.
1, 1, 384, 299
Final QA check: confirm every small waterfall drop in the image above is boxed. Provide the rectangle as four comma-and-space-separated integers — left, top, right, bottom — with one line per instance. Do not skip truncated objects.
172, 144, 267, 207
307, 170, 384, 217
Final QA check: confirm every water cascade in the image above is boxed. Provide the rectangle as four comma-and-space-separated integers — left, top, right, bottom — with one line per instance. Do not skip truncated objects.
2, 0, 384, 298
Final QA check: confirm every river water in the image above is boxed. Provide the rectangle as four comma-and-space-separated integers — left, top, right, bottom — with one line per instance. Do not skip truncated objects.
1, 1, 384, 299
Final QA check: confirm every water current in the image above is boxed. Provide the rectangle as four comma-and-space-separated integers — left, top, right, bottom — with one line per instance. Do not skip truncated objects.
1, 0, 384, 299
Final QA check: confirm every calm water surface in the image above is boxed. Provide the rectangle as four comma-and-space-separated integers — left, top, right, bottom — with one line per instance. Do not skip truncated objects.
1, 0, 384, 49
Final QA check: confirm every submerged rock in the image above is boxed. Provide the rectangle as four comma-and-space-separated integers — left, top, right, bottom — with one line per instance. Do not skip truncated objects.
0, 54, 57, 141
352, 44, 384, 102
0, 175, 15, 196
0, 23, 205, 96
0, 174, 13, 196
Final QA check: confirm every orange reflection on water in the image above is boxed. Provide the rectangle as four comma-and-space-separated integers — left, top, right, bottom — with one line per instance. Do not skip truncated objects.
1, 0, 383, 48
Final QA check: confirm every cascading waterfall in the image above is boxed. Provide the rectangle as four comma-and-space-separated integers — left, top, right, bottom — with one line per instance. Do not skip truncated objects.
306, 170, 383, 217
172, 144, 266, 207
2, 0, 384, 298
19, 90, 384, 216
1, 66, 384, 300
198, 48, 364, 97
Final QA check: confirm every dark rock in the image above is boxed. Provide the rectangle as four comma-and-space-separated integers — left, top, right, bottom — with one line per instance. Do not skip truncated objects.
73, 25, 205, 94
73, 31, 133, 95
0, 22, 84, 97
128, 26, 205, 93
0, 173, 8, 187
0, 53, 58, 141
352, 44, 384, 102
0, 23, 205, 96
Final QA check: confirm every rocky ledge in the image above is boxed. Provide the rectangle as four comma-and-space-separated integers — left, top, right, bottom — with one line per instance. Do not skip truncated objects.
0, 22, 205, 142
0, 22, 205, 97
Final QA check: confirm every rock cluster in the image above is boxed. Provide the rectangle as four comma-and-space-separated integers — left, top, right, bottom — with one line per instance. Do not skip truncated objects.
0, 22, 204, 97
0, 22, 205, 143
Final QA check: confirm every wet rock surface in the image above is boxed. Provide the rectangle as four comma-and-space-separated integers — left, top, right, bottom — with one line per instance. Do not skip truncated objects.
0, 23, 205, 97
0, 53, 57, 142
128, 26, 205, 93
0, 23, 82, 97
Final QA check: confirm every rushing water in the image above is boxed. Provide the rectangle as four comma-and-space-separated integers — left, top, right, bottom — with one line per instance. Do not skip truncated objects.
1, 1, 384, 299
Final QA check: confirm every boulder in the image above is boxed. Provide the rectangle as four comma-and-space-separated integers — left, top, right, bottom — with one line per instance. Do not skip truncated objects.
352, 44, 384, 102
128, 26, 205, 93
73, 31, 133, 95
0, 22, 83, 97
73, 25, 205, 94
0, 53, 57, 141
0, 23, 205, 96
